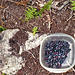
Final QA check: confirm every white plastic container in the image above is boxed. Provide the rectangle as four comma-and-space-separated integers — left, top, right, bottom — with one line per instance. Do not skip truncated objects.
39, 33, 75, 73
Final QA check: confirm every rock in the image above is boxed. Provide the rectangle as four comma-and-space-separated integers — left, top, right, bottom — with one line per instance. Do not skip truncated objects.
0, 29, 48, 75
19, 31, 48, 54
0, 29, 19, 58
1, 56, 25, 75
25, 31, 48, 51
0, 29, 25, 75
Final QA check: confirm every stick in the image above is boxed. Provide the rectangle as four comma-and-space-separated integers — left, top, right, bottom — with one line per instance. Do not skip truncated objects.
67, 10, 73, 21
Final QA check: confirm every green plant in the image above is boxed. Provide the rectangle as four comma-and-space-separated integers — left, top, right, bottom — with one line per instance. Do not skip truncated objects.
25, 0, 53, 21
34, 0, 53, 18
71, 0, 75, 10
32, 27, 39, 36
25, 6, 37, 21
2, 73, 5, 75
0, 26, 6, 32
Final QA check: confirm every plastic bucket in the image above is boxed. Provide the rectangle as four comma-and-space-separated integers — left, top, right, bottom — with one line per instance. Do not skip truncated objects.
39, 33, 75, 73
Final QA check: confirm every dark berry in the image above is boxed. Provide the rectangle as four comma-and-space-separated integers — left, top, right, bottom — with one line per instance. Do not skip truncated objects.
44, 40, 71, 68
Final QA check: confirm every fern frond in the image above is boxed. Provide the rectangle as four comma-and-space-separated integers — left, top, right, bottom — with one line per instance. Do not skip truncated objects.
25, 0, 53, 21
25, 6, 37, 21
43, 0, 53, 10
71, 0, 75, 10
34, 0, 53, 17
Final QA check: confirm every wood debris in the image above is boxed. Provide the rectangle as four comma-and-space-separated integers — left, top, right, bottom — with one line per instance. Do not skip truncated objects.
15, 0, 29, 6
52, 0, 70, 10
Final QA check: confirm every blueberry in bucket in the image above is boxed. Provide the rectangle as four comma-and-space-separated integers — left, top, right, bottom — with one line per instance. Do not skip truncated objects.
44, 40, 71, 68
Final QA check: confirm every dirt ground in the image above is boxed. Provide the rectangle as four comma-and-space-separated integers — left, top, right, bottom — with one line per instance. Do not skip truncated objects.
0, 0, 75, 75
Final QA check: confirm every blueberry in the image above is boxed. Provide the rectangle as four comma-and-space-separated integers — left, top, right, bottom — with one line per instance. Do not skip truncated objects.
50, 47, 53, 50
48, 56, 51, 59
44, 40, 71, 68
45, 51, 47, 56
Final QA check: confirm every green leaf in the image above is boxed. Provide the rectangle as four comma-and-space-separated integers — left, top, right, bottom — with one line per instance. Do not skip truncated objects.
71, 0, 75, 11
71, 7, 75, 10
0, 26, 6, 32
32, 27, 39, 36
25, 6, 37, 21
35, 0, 53, 17
2, 73, 5, 75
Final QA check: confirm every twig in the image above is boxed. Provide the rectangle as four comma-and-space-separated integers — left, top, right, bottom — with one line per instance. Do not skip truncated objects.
15, 0, 29, 6
22, 44, 36, 59
1, 0, 3, 7
67, 10, 73, 21
52, 0, 70, 10
64, 22, 70, 31
4, 0, 17, 3
45, 9, 52, 31
0, 0, 4, 26
3, 6, 9, 20
65, 10, 73, 31
25, 50, 36, 59
62, 73, 64, 75
37, 0, 43, 4
46, 15, 51, 29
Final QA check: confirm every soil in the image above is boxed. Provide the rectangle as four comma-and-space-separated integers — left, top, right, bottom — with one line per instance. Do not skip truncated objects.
0, 0, 75, 75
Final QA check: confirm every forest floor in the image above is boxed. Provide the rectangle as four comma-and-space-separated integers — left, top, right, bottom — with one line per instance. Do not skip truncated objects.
0, 0, 75, 75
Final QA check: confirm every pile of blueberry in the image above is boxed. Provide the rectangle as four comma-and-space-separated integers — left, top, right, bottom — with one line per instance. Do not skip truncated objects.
44, 40, 71, 68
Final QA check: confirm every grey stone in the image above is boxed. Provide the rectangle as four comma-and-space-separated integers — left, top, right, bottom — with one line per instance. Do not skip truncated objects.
0, 29, 25, 75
